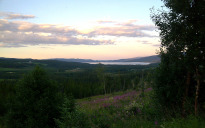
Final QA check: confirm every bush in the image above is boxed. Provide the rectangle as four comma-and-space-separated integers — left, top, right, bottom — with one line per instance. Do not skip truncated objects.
160, 115, 205, 128
55, 95, 90, 128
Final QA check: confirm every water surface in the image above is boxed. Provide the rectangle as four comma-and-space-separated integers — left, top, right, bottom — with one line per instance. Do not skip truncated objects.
84, 62, 150, 65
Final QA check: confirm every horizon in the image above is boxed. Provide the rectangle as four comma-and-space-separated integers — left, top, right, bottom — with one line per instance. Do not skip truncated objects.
0, 54, 158, 61
0, 0, 163, 60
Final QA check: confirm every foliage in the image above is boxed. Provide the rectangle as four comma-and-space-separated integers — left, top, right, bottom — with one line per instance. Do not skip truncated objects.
7, 66, 62, 128
151, 0, 205, 116
153, 53, 187, 110
55, 95, 89, 128
160, 115, 205, 128
0, 80, 16, 127
0, 58, 157, 99
60, 67, 155, 99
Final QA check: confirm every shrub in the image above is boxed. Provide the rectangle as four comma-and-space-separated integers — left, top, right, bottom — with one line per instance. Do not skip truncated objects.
55, 95, 90, 128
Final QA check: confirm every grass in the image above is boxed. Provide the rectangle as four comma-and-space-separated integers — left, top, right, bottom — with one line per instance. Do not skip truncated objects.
160, 116, 205, 128
77, 88, 205, 128
77, 88, 159, 128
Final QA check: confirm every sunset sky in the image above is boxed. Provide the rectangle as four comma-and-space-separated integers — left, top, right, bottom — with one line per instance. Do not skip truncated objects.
0, 0, 163, 60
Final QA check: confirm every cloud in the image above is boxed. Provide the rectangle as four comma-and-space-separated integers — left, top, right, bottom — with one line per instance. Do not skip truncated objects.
140, 40, 152, 44
87, 25, 156, 37
152, 44, 161, 47
0, 19, 77, 35
97, 20, 116, 24
0, 13, 158, 47
116, 20, 138, 26
0, 30, 113, 47
85, 20, 157, 37
0, 12, 35, 20
0, 19, 102, 47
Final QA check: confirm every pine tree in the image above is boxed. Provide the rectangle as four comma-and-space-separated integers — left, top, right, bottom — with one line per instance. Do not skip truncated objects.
7, 66, 62, 128
55, 95, 89, 128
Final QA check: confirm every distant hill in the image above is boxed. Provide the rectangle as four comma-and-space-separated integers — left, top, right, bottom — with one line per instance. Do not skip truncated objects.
119, 55, 160, 63
0, 55, 160, 67
53, 58, 95, 62
0, 57, 92, 69
52, 55, 160, 63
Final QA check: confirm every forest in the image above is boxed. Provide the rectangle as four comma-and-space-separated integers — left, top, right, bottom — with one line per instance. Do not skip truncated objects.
0, 0, 205, 128
0, 58, 157, 127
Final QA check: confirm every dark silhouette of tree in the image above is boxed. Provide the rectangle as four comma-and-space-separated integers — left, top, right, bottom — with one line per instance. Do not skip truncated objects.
151, 0, 205, 116
7, 66, 62, 128
0, 80, 16, 126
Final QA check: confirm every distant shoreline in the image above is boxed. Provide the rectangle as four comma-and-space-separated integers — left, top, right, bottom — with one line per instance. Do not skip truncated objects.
83, 62, 150, 65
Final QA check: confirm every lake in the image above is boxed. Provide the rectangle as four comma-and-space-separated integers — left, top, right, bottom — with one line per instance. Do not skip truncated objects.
84, 62, 150, 65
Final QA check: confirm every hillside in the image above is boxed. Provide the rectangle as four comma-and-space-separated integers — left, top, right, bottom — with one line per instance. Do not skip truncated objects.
52, 55, 160, 63
0, 57, 159, 80
124, 55, 160, 63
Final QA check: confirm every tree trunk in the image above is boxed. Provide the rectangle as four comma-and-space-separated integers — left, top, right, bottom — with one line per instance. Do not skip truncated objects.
182, 71, 190, 117
132, 80, 135, 89
195, 67, 200, 116
123, 79, 125, 91
103, 79, 106, 95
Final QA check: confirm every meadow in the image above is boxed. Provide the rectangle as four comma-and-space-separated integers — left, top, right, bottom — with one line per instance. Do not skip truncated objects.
76, 88, 205, 128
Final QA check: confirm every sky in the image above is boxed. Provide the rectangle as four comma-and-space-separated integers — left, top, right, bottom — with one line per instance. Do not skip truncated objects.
0, 0, 164, 60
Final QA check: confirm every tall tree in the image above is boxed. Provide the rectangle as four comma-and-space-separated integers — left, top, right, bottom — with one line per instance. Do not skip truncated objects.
151, 0, 205, 116
7, 66, 62, 128
96, 63, 106, 94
